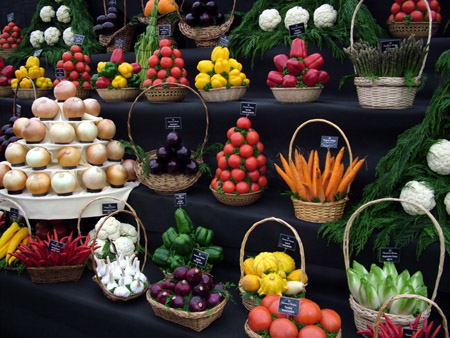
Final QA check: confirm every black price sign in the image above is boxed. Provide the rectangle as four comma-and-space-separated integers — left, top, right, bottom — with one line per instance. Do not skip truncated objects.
7, 13, 14, 23
174, 193, 187, 207
158, 25, 171, 37
165, 117, 182, 130
218, 34, 230, 47
379, 247, 401, 263
381, 39, 401, 52
240, 102, 257, 116
278, 296, 300, 316
403, 328, 418, 338
278, 233, 296, 251
55, 68, 66, 80
114, 37, 125, 47
320, 136, 338, 149
33, 49, 42, 57
74, 34, 85, 45
48, 240, 65, 254
15, 104, 21, 114
9, 208, 19, 222
102, 203, 118, 215
289, 23, 305, 37
191, 248, 209, 268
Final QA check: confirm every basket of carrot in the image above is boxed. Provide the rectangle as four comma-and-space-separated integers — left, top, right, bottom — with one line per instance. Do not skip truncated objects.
274, 119, 365, 223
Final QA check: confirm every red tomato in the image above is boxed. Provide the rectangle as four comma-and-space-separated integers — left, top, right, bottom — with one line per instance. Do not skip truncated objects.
8, 22, 15, 27
70, 45, 82, 53
153, 49, 160, 56
236, 117, 251, 129
244, 156, 258, 171
181, 68, 187, 77
410, 10, 424, 21
227, 127, 236, 139
211, 178, 220, 190
63, 61, 74, 71
211, 177, 218, 189
270, 318, 298, 338
220, 170, 231, 182
259, 165, 267, 175
298, 325, 327, 338
152, 78, 163, 86
395, 11, 408, 21
170, 66, 182, 78
319, 309, 341, 332
172, 48, 182, 58
230, 132, 245, 147
83, 81, 92, 89
16, 38, 21, 44
268, 298, 289, 318
236, 181, 250, 194
75, 62, 85, 73
258, 175, 268, 187
223, 143, 235, 155
0, 38, 5, 44
2, 32, 9, 38
292, 299, 322, 325
142, 79, 152, 87
246, 131, 260, 145
215, 168, 222, 178
218, 156, 228, 169
84, 54, 91, 64
429, 0, 439, 11
157, 69, 167, 79
436, 12, 441, 22
147, 68, 157, 79
160, 56, 173, 69
148, 55, 159, 67
387, 14, 394, 22
261, 295, 280, 309
401, 0, 416, 13
165, 76, 177, 85
179, 77, 189, 86
71, 80, 80, 88
231, 168, 245, 182
239, 144, 254, 158
11, 43, 17, 49
85, 64, 91, 73
248, 306, 272, 333
3, 26, 11, 33
159, 39, 172, 48
53, 79, 60, 86
391, 2, 401, 14
62, 52, 72, 62
13, 26, 21, 32
415, 0, 428, 11
2, 43, 9, 49
69, 71, 79, 80
394, 0, 405, 3
216, 151, 224, 160
425, 10, 437, 21
6, 37, 14, 44
228, 154, 242, 169
251, 183, 260, 192
247, 170, 260, 183
160, 46, 173, 57
73, 52, 84, 62
256, 154, 266, 167
222, 180, 235, 193
11, 31, 19, 38
174, 57, 184, 68
56, 60, 64, 69
81, 72, 90, 81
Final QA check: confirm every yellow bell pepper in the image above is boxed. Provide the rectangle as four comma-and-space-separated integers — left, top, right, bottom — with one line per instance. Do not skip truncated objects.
194, 73, 211, 90
39, 67, 45, 77
197, 60, 214, 73
10, 79, 18, 88
229, 75, 243, 87
36, 77, 47, 88
19, 77, 32, 89
243, 78, 250, 86
25, 56, 40, 68
229, 58, 242, 71
112, 75, 127, 88
118, 62, 133, 79
97, 61, 106, 73
211, 46, 230, 61
239, 72, 247, 80
214, 58, 231, 74
15, 66, 28, 79
211, 74, 227, 88
46, 78, 53, 88
28, 66, 41, 80
228, 69, 241, 77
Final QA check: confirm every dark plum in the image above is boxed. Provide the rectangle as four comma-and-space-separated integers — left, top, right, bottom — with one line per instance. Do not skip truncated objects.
211, 283, 226, 291
206, 293, 223, 308
93, 24, 104, 33
184, 159, 199, 174
176, 145, 191, 162
192, 283, 209, 298
2, 124, 11, 132
186, 267, 202, 285
166, 131, 182, 148
101, 21, 116, 34
156, 290, 173, 305
8, 136, 19, 143
149, 158, 165, 174
172, 266, 189, 280
5, 127, 14, 137
170, 295, 185, 309
156, 145, 172, 161
189, 296, 207, 312
149, 283, 164, 298
174, 280, 191, 296
199, 12, 212, 27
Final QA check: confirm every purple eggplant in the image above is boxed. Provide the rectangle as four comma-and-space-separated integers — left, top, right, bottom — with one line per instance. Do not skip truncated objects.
211, 283, 226, 291
101, 21, 116, 35
206, 293, 223, 308
5, 127, 14, 138
205, 1, 217, 16
8, 136, 19, 143
9, 116, 18, 124
192, 283, 210, 298
185, 13, 197, 26
96, 14, 107, 24
166, 131, 182, 149
200, 273, 214, 289
184, 159, 199, 174
191, 1, 204, 17
173, 266, 189, 280
186, 267, 202, 285
199, 12, 212, 27
176, 145, 191, 162
156, 145, 172, 161
170, 295, 185, 309
189, 296, 207, 312
215, 12, 225, 25
174, 280, 191, 296
166, 158, 181, 174
149, 158, 165, 174
150, 283, 164, 298
162, 279, 177, 291
156, 290, 173, 305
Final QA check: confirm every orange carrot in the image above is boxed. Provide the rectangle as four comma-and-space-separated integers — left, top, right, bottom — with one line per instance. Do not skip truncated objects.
328, 163, 345, 202
279, 153, 293, 180
289, 158, 307, 200
307, 150, 314, 182
316, 167, 325, 202
301, 155, 312, 187
336, 158, 365, 197
275, 163, 296, 193
311, 151, 320, 198
325, 147, 345, 199
294, 151, 306, 185
301, 182, 313, 202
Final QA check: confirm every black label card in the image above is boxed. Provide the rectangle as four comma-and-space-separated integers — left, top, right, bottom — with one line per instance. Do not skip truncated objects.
289, 23, 305, 37
403, 328, 418, 338
278, 297, 300, 316
278, 233, 296, 251
9, 208, 19, 222
114, 37, 125, 47
55, 68, 66, 80
165, 117, 182, 129
218, 34, 230, 47
320, 136, 338, 149
174, 193, 187, 207
381, 39, 401, 52
74, 34, 85, 45
191, 248, 208, 268
102, 203, 118, 215
240, 102, 257, 116
15, 104, 21, 114
7, 13, 14, 22
48, 240, 65, 254
379, 247, 401, 263
158, 24, 171, 37
33, 49, 42, 57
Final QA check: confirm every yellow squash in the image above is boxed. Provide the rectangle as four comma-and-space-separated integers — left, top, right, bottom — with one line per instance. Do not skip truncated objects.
257, 272, 288, 296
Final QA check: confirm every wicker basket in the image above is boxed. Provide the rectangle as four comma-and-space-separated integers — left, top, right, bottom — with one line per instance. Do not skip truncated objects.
176, 0, 236, 47
0, 49, 14, 60
0, 86, 13, 97
372, 294, 448, 338
210, 186, 263, 207
271, 87, 322, 103
98, 0, 136, 53
239, 217, 308, 311
14, 77, 50, 100
146, 288, 227, 331
199, 86, 246, 102
27, 263, 86, 283
343, 197, 445, 332
288, 119, 353, 223
144, 86, 188, 103
349, 0, 431, 109
76, 88, 93, 99
96, 88, 140, 102
127, 83, 209, 195
388, 21, 440, 39
91, 208, 148, 301
244, 320, 342, 338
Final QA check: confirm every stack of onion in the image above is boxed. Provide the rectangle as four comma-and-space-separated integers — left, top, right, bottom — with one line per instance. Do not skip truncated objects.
26, 172, 51, 196
96, 119, 116, 140
76, 121, 98, 143
83, 98, 101, 117
3, 169, 27, 194
106, 140, 124, 161
106, 164, 128, 188
86, 143, 107, 166
54, 81, 77, 101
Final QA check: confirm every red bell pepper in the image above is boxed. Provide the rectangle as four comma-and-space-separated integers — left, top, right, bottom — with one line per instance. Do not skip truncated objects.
302, 69, 320, 87
304, 53, 324, 70
282, 74, 298, 88
110, 48, 124, 64
1, 65, 15, 79
131, 62, 141, 74
273, 54, 289, 72
0, 56, 4, 70
290, 38, 307, 59
286, 59, 305, 76
318, 71, 330, 86
0, 77, 8, 86
267, 70, 283, 85
96, 76, 111, 89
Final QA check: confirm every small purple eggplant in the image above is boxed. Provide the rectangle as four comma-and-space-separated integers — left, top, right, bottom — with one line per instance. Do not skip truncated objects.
189, 296, 207, 312
170, 295, 185, 309
174, 280, 191, 297
162, 279, 177, 291
206, 293, 223, 308
156, 290, 173, 305
186, 267, 202, 285
149, 283, 164, 298
192, 283, 210, 298
172, 266, 189, 280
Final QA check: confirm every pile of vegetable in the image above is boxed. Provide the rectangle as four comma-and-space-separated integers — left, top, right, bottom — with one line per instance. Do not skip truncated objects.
247, 295, 341, 338
152, 208, 223, 273
91, 49, 141, 89
347, 260, 428, 315
0, 22, 24, 51
275, 147, 365, 203
0, 218, 29, 267
388, 0, 442, 23
93, 3, 126, 36
211, 116, 267, 195
0, 57, 15, 87
53, 45, 93, 89
149, 266, 229, 312
144, 0, 179, 18
183, 0, 225, 27
34, 219, 73, 240
143, 39, 189, 88
194, 46, 250, 91
267, 38, 329, 89
10, 56, 53, 89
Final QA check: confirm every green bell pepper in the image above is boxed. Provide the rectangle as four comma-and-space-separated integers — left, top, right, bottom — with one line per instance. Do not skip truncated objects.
175, 208, 194, 234
172, 233, 194, 256
90, 74, 99, 87
194, 226, 214, 246
162, 227, 178, 249
204, 245, 224, 264
127, 73, 141, 88
99, 62, 119, 80
152, 246, 170, 268
168, 254, 186, 271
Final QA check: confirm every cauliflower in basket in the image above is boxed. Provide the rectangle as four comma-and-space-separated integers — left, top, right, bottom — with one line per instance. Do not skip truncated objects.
56, 5, 71, 24
120, 222, 138, 244
426, 139, 450, 175
40, 6, 55, 23
444, 192, 450, 216
30, 30, 44, 48
93, 239, 107, 258
63, 27, 74, 46
259, 9, 282, 32
399, 180, 436, 216
44, 27, 61, 46
111, 237, 135, 257
313, 4, 338, 28
95, 215, 121, 241
284, 6, 310, 30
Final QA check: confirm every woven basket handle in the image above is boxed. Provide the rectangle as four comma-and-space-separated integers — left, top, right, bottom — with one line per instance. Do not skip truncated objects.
14, 76, 37, 115
373, 294, 449, 338
350, 0, 431, 78
0, 198, 32, 233
103, 0, 127, 27
127, 82, 209, 163
343, 197, 445, 310
177, 0, 236, 25
239, 217, 307, 284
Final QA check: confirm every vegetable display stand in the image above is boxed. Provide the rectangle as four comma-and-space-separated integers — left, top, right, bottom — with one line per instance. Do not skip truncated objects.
199, 86, 246, 103
98, 0, 137, 53
127, 83, 208, 195
388, 21, 440, 39
288, 119, 353, 223
210, 186, 262, 207
96, 87, 140, 102
349, 0, 431, 109
238, 217, 307, 311
144, 85, 188, 103
343, 197, 445, 332
271, 87, 322, 104
146, 288, 227, 332
176, 0, 236, 48
15, 76, 50, 100
0, 85, 13, 98
244, 320, 342, 338
91, 208, 148, 301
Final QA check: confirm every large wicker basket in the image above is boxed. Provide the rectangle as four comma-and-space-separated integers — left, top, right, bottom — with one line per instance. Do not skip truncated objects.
210, 186, 263, 207
76, 88, 93, 99
271, 87, 322, 103
288, 119, 353, 223
349, 0, 431, 109
239, 217, 307, 311
388, 21, 440, 39
199, 86, 246, 102
343, 197, 445, 333
0, 86, 13, 97
127, 83, 209, 195
146, 288, 227, 331
14, 76, 50, 100
96, 87, 140, 102
144, 86, 188, 103
176, 0, 236, 47
244, 319, 342, 338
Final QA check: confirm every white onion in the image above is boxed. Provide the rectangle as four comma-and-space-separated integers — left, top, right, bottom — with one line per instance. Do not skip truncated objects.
57, 146, 81, 168
63, 97, 86, 119
54, 81, 77, 101
0, 163, 11, 188
13, 117, 29, 138
3, 169, 27, 194
21, 118, 46, 143
76, 121, 98, 143
96, 119, 116, 140
106, 140, 125, 161
49, 123, 75, 144
106, 164, 128, 187
25, 147, 51, 169
26, 172, 51, 196
5, 142, 28, 166
82, 167, 106, 191
86, 143, 107, 166
83, 98, 101, 117
51, 171, 78, 195
121, 159, 137, 181
31, 97, 60, 120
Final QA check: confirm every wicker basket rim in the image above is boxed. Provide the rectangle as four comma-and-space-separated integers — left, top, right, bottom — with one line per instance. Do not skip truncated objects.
271, 87, 322, 91
96, 87, 141, 92
387, 21, 441, 27
290, 196, 348, 206
27, 262, 86, 271
209, 185, 263, 197
176, 0, 236, 29
199, 86, 246, 93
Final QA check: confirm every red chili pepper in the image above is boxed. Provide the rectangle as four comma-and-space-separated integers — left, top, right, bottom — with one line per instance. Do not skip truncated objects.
110, 48, 125, 64
318, 70, 330, 86
290, 38, 307, 59
430, 324, 442, 338
304, 53, 324, 70
9, 252, 32, 267
302, 69, 320, 87
96, 76, 111, 89
273, 54, 289, 72
412, 313, 422, 329
282, 74, 298, 88
286, 59, 305, 76
267, 70, 283, 87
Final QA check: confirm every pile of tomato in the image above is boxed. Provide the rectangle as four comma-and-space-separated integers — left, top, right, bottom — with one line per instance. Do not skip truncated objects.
247, 295, 341, 338
54, 45, 93, 89
388, 0, 442, 23
0, 22, 23, 50
211, 116, 267, 195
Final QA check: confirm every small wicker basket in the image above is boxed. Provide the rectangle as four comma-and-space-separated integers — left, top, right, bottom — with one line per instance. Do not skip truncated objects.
76, 88, 93, 99
127, 83, 209, 195
238, 217, 307, 311
14, 76, 51, 100
0, 49, 14, 60
388, 21, 440, 39
144, 86, 188, 103
199, 86, 246, 102
176, 0, 236, 47
271, 87, 322, 103
210, 186, 263, 207
343, 197, 445, 332
244, 319, 342, 338
288, 119, 353, 223
96, 87, 140, 102
0, 86, 13, 97
146, 288, 228, 331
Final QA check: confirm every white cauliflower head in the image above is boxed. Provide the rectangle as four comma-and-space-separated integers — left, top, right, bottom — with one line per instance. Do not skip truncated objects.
444, 192, 450, 216
399, 180, 436, 215
30, 30, 45, 48
120, 223, 138, 244
427, 139, 450, 175
111, 237, 135, 257
285, 6, 310, 30
63, 27, 74, 46
56, 5, 71, 24
314, 4, 338, 28
40, 6, 55, 23
259, 9, 282, 32
95, 215, 121, 241
93, 239, 106, 258
44, 27, 61, 46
